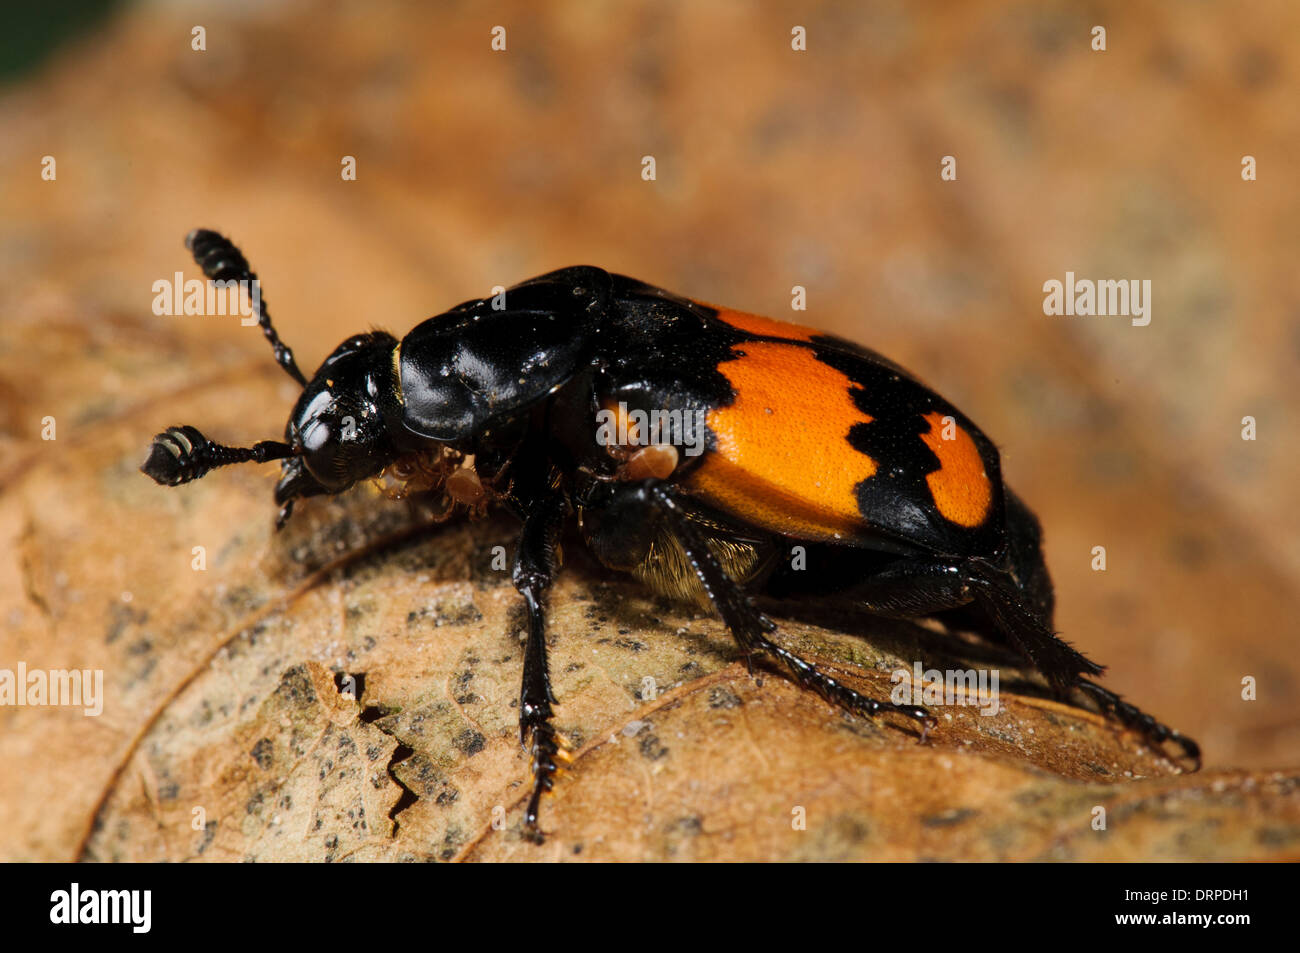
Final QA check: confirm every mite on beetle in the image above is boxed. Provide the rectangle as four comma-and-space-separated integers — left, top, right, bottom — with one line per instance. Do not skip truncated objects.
143, 229, 1201, 841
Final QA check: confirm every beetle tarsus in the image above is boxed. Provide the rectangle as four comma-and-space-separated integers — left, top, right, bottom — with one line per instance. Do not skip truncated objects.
1076, 679, 1202, 772
522, 720, 562, 843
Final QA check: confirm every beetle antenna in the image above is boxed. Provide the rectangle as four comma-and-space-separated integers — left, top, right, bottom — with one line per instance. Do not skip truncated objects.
185, 229, 309, 387
141, 425, 296, 486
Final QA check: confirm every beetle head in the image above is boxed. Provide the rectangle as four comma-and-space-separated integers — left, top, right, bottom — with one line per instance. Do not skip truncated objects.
274, 331, 400, 512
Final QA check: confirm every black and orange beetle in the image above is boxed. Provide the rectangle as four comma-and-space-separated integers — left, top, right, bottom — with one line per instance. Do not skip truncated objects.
143, 230, 1200, 840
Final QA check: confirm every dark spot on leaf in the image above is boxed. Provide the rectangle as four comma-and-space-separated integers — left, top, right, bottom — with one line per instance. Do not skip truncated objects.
639, 733, 669, 761
454, 729, 486, 756
273, 665, 317, 707
708, 686, 742, 709
1257, 826, 1300, 847
250, 737, 274, 769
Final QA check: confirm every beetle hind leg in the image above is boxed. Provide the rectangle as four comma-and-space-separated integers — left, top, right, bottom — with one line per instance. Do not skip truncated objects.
779, 553, 1105, 691
963, 560, 1104, 689
961, 564, 1200, 769
769, 549, 1202, 768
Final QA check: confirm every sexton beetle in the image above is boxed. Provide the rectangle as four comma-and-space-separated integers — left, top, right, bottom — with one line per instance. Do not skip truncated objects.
142, 230, 1201, 841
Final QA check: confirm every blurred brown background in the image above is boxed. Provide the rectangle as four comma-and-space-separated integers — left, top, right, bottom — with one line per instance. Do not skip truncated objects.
1, 1, 1297, 858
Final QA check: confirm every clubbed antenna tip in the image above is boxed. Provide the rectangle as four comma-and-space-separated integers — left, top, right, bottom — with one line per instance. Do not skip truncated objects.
141, 425, 295, 486
182, 228, 308, 387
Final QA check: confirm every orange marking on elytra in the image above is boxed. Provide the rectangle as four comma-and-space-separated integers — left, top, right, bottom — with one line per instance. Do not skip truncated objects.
687, 342, 876, 540
918, 411, 991, 528
708, 307, 822, 343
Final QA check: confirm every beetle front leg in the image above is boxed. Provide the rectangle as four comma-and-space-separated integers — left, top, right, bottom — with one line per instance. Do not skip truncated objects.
511, 491, 568, 842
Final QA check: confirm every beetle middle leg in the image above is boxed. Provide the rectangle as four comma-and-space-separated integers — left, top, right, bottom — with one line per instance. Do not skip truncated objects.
584, 481, 934, 734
